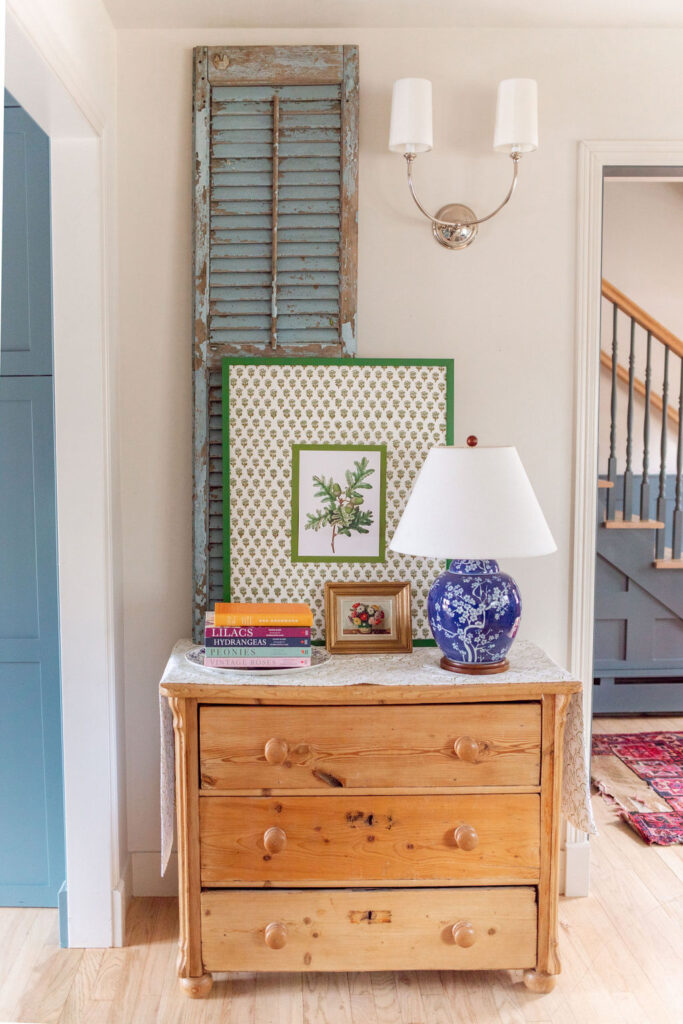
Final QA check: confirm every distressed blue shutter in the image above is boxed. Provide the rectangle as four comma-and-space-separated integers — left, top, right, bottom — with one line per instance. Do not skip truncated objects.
192, 46, 359, 636
211, 84, 344, 350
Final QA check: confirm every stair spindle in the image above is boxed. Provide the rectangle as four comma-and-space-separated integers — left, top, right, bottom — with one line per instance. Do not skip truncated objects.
606, 302, 618, 520
655, 346, 670, 559
640, 332, 652, 521
672, 356, 683, 559
623, 317, 636, 521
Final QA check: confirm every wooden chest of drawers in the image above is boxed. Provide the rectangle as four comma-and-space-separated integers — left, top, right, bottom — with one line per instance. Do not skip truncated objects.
161, 668, 580, 997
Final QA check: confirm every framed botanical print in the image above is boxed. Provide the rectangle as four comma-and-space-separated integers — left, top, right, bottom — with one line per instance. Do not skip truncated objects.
291, 444, 387, 563
324, 581, 412, 654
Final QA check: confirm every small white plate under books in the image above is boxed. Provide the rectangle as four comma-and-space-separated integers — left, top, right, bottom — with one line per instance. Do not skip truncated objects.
186, 645, 331, 676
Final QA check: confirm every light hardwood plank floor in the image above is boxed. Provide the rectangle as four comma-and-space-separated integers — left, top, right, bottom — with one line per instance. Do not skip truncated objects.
1, 716, 682, 1024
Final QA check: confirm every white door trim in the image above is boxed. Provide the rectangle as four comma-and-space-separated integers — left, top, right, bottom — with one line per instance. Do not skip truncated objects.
568, 140, 683, 897
4, 5, 124, 946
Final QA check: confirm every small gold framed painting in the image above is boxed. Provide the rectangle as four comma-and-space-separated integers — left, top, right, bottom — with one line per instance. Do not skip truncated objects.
324, 581, 413, 655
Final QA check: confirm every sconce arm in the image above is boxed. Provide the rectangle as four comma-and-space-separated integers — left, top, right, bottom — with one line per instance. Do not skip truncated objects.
405, 151, 521, 229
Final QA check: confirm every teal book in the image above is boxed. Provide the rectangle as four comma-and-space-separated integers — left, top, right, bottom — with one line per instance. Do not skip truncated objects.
203, 645, 311, 659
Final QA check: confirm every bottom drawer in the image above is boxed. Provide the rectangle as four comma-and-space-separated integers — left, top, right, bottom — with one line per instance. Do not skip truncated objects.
201, 887, 538, 972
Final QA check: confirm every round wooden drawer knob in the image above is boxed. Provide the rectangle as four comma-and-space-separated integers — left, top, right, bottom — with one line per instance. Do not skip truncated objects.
264, 737, 288, 765
264, 922, 288, 949
453, 824, 479, 851
453, 736, 481, 762
452, 920, 476, 947
263, 826, 287, 854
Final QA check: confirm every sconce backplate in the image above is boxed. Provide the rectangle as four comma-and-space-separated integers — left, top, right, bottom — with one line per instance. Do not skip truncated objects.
432, 204, 478, 250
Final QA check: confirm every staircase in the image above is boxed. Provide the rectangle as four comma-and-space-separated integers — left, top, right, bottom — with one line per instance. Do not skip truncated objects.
594, 279, 683, 713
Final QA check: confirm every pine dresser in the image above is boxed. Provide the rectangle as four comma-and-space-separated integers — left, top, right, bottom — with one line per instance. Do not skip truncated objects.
160, 643, 582, 998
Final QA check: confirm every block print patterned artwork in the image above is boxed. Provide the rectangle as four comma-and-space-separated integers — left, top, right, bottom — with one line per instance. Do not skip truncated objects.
225, 361, 450, 642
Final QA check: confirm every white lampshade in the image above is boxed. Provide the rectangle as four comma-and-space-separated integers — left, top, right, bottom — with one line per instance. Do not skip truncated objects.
389, 78, 433, 154
390, 445, 556, 560
493, 78, 538, 154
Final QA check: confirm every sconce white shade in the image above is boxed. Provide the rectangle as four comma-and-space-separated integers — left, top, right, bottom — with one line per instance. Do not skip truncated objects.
493, 78, 538, 154
389, 445, 556, 560
389, 78, 433, 154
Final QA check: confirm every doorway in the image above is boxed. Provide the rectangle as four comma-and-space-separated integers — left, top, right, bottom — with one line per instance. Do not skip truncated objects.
568, 142, 683, 898
0, 92, 65, 929
3, 9, 125, 947
593, 171, 683, 714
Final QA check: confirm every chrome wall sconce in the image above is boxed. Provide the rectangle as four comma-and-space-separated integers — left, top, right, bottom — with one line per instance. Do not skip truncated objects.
389, 78, 538, 250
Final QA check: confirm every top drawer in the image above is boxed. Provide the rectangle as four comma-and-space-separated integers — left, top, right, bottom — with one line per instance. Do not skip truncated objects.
199, 703, 541, 791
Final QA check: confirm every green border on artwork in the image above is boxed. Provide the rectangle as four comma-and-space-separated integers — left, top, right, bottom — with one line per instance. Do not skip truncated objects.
291, 443, 387, 564
221, 356, 454, 611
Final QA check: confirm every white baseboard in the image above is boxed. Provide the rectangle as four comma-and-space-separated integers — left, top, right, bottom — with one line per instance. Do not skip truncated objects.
131, 851, 178, 896
563, 831, 591, 898
112, 855, 132, 947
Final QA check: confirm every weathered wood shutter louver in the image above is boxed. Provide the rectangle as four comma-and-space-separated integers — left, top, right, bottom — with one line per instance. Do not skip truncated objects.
212, 83, 347, 350
193, 46, 359, 636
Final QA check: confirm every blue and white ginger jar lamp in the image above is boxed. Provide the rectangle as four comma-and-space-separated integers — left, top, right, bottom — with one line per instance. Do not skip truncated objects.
390, 439, 556, 674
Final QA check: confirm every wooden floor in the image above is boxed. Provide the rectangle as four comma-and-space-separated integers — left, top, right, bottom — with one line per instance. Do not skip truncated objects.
1, 716, 682, 1024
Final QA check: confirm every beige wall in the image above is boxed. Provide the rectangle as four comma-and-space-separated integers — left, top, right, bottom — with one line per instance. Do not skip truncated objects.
117, 27, 683, 889
599, 180, 683, 475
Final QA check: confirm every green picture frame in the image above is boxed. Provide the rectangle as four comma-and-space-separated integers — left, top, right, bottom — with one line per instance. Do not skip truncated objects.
291, 443, 387, 563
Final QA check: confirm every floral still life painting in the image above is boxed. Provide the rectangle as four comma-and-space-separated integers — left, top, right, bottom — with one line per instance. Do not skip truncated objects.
324, 580, 412, 654
345, 602, 390, 635
291, 444, 387, 563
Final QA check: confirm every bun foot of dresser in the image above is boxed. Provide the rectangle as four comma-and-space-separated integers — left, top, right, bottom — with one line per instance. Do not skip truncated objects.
179, 973, 213, 998
522, 969, 557, 993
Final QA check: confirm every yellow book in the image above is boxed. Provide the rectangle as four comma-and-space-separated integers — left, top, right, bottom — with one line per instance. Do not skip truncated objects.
213, 602, 314, 627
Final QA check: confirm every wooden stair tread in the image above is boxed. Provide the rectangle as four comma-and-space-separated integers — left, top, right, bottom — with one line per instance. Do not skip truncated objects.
603, 512, 665, 530
597, 479, 614, 489
654, 549, 683, 569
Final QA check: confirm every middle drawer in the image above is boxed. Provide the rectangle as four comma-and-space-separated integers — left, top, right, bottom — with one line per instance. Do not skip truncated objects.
199, 794, 540, 886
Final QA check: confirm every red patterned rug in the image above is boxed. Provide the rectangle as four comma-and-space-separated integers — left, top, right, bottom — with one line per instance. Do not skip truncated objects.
591, 731, 683, 845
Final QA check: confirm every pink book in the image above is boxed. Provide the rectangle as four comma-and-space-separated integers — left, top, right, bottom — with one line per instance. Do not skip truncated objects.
204, 612, 310, 639
203, 656, 310, 669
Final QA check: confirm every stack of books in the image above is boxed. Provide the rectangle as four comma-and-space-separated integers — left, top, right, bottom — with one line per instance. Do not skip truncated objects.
204, 602, 314, 669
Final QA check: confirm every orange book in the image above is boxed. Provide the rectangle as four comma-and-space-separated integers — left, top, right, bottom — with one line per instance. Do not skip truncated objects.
213, 602, 314, 628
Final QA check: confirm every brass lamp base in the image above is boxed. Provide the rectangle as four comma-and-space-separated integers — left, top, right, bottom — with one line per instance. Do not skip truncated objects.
439, 656, 510, 675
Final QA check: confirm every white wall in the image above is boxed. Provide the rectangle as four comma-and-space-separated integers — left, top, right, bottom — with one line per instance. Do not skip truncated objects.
5, 0, 127, 942
7, 0, 114, 125
116, 27, 683, 892
604, 180, 683, 339
599, 180, 683, 475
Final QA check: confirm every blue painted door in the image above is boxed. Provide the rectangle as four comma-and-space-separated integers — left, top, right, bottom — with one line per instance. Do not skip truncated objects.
1, 94, 53, 376
0, 95, 65, 909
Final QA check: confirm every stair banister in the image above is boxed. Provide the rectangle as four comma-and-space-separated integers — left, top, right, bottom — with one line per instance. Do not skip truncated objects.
673, 359, 683, 559
641, 331, 652, 521
655, 347, 670, 560
607, 300, 618, 520
599, 351, 679, 429
623, 317, 636, 521
602, 278, 683, 361
601, 279, 683, 564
